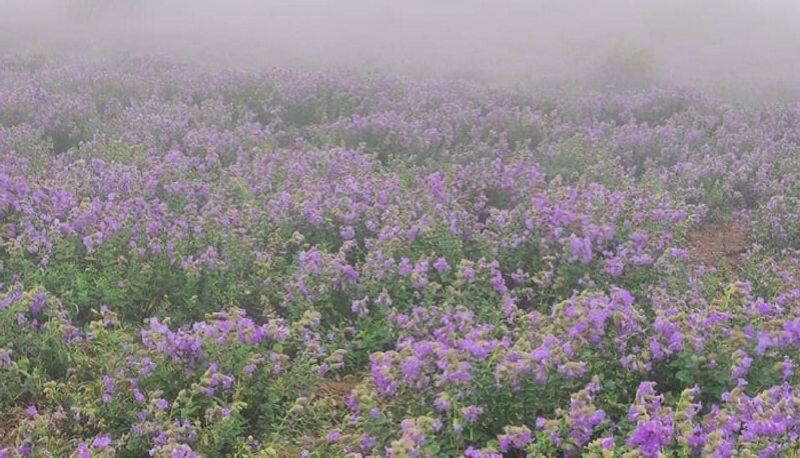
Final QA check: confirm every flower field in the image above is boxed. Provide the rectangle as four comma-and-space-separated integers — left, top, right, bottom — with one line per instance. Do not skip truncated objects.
2, 56, 800, 456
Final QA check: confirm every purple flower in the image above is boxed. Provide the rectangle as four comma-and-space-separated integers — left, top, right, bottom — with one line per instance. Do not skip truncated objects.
434, 393, 451, 412
340, 226, 355, 240
461, 266, 476, 280
351, 296, 369, 317
75, 442, 91, 458
462, 405, 484, 423
433, 257, 450, 272
627, 420, 672, 457
29, 292, 46, 314
18, 443, 32, 457
360, 434, 377, 450
568, 234, 593, 264
92, 436, 111, 449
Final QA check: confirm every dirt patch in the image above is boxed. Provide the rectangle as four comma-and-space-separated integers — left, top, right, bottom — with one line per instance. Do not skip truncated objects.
687, 223, 748, 266
314, 377, 358, 399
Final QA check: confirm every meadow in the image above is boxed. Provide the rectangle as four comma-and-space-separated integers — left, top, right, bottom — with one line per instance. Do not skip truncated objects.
1, 56, 800, 456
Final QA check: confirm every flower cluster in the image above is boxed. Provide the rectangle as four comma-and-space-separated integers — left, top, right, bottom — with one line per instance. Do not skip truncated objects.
1, 55, 800, 456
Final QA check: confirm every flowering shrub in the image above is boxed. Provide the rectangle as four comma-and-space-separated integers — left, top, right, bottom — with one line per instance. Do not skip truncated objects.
1, 55, 800, 456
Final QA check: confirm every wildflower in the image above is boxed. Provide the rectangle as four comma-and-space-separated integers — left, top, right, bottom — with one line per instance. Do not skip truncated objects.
568, 234, 593, 264
461, 265, 476, 280
340, 226, 355, 240
627, 420, 673, 457
498, 426, 532, 452
433, 257, 450, 272
92, 436, 111, 449
351, 296, 369, 317
75, 442, 91, 458
433, 392, 451, 412
360, 434, 377, 450
462, 405, 484, 423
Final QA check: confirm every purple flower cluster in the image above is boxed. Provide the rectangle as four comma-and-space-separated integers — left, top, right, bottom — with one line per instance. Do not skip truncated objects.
2, 56, 800, 456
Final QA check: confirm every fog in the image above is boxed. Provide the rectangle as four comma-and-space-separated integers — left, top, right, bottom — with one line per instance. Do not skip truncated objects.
2, 0, 800, 97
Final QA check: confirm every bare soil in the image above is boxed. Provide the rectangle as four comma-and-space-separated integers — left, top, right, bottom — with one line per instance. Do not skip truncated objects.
687, 223, 748, 266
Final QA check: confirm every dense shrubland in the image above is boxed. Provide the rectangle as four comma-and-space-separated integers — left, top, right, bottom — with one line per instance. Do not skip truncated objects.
1, 56, 800, 456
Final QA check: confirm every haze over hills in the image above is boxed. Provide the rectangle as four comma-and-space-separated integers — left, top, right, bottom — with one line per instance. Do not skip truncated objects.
2, 0, 800, 98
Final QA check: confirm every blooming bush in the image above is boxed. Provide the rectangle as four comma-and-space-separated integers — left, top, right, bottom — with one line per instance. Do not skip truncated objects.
1, 55, 800, 456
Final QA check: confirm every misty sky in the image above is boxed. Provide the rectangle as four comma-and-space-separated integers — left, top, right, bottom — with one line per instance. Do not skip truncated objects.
2, 0, 800, 96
